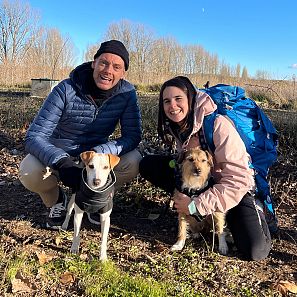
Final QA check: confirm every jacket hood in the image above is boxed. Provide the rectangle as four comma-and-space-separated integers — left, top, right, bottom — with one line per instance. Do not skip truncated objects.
69, 62, 94, 96
191, 90, 217, 134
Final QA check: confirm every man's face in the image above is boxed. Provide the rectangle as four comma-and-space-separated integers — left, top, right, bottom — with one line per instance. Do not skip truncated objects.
92, 53, 125, 90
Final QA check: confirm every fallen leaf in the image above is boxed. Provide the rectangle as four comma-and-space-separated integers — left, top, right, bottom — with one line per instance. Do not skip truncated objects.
122, 234, 134, 241
79, 253, 93, 261
33, 240, 42, 246
145, 254, 157, 264
36, 250, 54, 265
37, 267, 46, 276
55, 235, 62, 246
272, 280, 297, 295
279, 280, 297, 293
11, 271, 37, 293
60, 271, 75, 285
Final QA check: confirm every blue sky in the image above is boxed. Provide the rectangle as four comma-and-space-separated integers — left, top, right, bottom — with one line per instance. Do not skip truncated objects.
27, 0, 297, 79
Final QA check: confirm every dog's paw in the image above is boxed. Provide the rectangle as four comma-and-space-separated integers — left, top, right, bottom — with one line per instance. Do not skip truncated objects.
170, 240, 185, 251
70, 244, 79, 254
99, 254, 108, 261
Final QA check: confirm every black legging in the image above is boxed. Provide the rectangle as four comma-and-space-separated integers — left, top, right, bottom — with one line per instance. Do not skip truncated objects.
139, 154, 271, 261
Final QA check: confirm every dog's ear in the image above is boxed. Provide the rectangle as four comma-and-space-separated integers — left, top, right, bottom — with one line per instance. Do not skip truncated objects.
80, 151, 96, 164
108, 154, 120, 168
205, 151, 214, 167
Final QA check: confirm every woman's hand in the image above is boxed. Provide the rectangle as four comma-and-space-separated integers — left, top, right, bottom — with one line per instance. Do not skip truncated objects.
173, 190, 191, 215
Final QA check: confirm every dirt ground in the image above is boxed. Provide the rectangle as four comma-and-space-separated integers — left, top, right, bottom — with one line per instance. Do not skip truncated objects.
0, 128, 296, 296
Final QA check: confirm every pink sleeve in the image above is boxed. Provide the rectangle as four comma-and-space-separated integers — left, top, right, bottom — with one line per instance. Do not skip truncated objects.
194, 115, 255, 215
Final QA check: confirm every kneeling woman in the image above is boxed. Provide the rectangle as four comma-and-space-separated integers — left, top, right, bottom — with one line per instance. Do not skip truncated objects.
139, 76, 271, 260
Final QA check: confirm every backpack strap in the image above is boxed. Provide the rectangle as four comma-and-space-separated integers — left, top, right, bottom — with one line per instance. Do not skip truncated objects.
197, 129, 208, 151
201, 112, 217, 153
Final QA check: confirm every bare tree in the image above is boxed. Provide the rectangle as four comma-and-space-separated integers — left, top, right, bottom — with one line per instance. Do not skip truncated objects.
255, 70, 271, 80
150, 37, 181, 82
24, 27, 76, 80
241, 66, 249, 80
235, 63, 241, 78
0, 0, 39, 63
103, 19, 156, 84
84, 19, 135, 62
104, 19, 133, 52
45, 28, 76, 79
0, 0, 39, 85
84, 43, 98, 61
84, 19, 250, 86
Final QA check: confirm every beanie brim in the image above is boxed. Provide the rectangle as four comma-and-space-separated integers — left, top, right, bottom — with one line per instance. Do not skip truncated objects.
94, 40, 129, 71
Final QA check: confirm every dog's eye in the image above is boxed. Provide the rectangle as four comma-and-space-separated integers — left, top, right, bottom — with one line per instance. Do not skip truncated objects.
187, 157, 194, 162
88, 164, 94, 169
103, 165, 109, 169
201, 159, 207, 162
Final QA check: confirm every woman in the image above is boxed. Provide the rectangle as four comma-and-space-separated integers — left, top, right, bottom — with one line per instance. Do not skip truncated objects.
139, 76, 271, 260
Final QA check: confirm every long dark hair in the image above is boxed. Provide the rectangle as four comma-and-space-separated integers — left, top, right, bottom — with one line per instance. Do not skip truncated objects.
157, 76, 197, 145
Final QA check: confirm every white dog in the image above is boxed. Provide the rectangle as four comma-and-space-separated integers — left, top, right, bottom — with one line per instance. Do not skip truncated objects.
62, 151, 120, 260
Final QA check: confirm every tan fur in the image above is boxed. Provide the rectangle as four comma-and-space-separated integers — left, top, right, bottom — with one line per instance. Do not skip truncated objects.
181, 148, 213, 190
172, 147, 228, 255
80, 151, 120, 169
62, 151, 120, 260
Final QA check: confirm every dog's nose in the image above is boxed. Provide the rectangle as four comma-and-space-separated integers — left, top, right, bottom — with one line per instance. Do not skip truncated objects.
93, 178, 101, 186
194, 168, 201, 176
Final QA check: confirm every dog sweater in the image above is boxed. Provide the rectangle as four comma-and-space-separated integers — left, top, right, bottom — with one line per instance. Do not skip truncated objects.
75, 169, 116, 213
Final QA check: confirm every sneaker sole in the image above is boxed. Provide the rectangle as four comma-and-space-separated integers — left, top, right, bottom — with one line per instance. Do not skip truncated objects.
46, 223, 62, 230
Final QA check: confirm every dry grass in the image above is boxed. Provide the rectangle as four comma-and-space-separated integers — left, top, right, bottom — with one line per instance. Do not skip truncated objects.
0, 90, 296, 296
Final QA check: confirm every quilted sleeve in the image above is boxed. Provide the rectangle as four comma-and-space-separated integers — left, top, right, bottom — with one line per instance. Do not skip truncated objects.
24, 82, 69, 166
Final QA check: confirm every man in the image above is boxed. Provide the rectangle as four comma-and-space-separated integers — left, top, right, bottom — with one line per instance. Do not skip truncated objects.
19, 40, 142, 229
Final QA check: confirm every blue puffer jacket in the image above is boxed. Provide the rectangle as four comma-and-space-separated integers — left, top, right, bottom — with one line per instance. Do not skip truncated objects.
25, 62, 142, 167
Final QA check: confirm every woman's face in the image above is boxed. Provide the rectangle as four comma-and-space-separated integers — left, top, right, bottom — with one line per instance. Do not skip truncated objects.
162, 86, 189, 125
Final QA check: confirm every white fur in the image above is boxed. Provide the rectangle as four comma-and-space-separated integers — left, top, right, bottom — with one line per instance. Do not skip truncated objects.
171, 239, 186, 251
84, 154, 111, 189
62, 152, 119, 261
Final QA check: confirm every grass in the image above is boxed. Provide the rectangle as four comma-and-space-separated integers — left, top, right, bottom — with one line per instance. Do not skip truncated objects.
0, 246, 209, 296
0, 92, 296, 296
1, 222, 260, 296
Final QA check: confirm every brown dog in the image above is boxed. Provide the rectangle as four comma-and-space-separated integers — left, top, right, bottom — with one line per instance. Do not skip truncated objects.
171, 147, 228, 255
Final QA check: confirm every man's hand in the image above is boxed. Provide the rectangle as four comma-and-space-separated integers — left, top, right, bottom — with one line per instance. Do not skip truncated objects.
54, 157, 82, 191
173, 190, 191, 215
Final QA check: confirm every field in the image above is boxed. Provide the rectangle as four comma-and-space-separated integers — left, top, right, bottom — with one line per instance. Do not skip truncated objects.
0, 94, 296, 296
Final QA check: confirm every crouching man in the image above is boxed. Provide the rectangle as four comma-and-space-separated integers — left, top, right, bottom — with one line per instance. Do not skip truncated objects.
19, 40, 142, 229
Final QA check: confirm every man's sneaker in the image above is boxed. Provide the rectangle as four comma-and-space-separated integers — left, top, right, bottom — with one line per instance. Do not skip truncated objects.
87, 213, 100, 225
46, 189, 68, 229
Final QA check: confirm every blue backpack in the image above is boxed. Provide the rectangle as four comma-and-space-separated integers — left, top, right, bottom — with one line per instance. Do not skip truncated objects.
200, 84, 278, 233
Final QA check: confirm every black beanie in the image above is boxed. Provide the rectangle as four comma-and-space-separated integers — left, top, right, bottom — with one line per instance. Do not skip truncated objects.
94, 40, 129, 70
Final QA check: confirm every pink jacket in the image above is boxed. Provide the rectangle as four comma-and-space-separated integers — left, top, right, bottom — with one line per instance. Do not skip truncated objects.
175, 91, 255, 216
